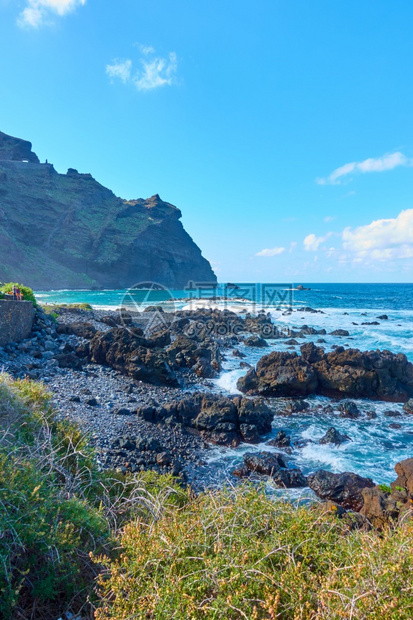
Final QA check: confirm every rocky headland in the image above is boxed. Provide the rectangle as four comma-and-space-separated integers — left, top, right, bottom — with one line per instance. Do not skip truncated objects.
0, 130, 216, 289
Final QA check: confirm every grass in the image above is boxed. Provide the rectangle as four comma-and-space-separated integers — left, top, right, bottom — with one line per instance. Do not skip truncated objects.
95, 487, 413, 619
1, 374, 413, 619
41, 302, 93, 315
0, 374, 185, 620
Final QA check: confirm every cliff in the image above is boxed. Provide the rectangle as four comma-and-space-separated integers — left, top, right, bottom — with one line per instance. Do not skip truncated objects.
0, 131, 216, 290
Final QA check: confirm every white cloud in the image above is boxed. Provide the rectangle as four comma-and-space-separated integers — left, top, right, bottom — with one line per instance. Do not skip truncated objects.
342, 209, 413, 261
255, 246, 285, 257
324, 215, 334, 223
317, 152, 413, 185
303, 232, 332, 251
106, 49, 178, 92
135, 52, 177, 91
18, 0, 85, 28
141, 45, 155, 55
106, 60, 132, 84
289, 241, 297, 253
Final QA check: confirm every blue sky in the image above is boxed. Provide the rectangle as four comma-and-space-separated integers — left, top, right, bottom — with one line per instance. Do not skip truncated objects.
1, 0, 413, 282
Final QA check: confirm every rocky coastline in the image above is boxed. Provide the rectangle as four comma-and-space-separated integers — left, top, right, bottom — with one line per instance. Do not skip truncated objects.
1, 301, 413, 526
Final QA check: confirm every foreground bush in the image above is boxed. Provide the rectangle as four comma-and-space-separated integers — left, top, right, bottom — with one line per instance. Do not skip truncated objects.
96, 486, 413, 619
0, 375, 185, 620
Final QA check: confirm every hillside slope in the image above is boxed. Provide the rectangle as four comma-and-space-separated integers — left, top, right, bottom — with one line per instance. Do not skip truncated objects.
0, 130, 216, 289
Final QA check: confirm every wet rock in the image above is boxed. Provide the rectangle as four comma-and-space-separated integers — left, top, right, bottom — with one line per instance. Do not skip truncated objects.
330, 329, 350, 337
86, 397, 99, 407
285, 399, 310, 414
240, 361, 252, 369
384, 409, 401, 417
271, 468, 307, 488
338, 400, 360, 419
232, 464, 251, 478
243, 451, 286, 476
377, 315, 388, 320
237, 343, 413, 401
267, 430, 291, 449
319, 427, 351, 445
307, 470, 375, 511
232, 348, 246, 358
237, 350, 318, 397
244, 335, 269, 348
136, 393, 274, 447
389, 422, 402, 429
403, 399, 413, 414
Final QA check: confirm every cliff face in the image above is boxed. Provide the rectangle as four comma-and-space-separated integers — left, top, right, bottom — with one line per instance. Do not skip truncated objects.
0, 131, 216, 289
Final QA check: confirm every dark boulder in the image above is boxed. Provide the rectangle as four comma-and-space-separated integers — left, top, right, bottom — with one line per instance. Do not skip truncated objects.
237, 350, 318, 397
57, 322, 97, 339
241, 452, 306, 487
338, 400, 360, 419
244, 335, 269, 348
87, 327, 178, 386
243, 451, 286, 476
267, 430, 291, 449
307, 470, 375, 511
272, 468, 307, 488
319, 427, 351, 445
55, 352, 84, 371
136, 393, 273, 447
330, 329, 350, 337
237, 344, 413, 401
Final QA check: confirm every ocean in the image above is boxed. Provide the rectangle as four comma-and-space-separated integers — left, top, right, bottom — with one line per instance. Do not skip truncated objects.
36, 283, 413, 490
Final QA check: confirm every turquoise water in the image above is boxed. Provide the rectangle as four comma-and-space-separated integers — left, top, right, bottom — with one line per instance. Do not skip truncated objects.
36, 283, 413, 485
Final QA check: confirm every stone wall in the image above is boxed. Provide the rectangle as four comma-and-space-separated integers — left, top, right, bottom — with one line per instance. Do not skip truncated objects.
0, 300, 35, 346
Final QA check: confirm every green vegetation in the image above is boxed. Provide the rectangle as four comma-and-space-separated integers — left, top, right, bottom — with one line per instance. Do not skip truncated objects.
42, 302, 93, 315
96, 488, 413, 620
379, 483, 392, 494
1, 374, 413, 619
0, 282, 37, 305
0, 374, 185, 620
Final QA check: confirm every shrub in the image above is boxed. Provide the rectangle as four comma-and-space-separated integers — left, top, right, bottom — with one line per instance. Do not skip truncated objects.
0, 374, 184, 620
95, 486, 413, 620
379, 483, 392, 494
0, 282, 37, 305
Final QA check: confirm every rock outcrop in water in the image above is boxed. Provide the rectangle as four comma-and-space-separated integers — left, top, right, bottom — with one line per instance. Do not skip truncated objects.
0, 130, 216, 289
237, 343, 413, 402
136, 393, 274, 446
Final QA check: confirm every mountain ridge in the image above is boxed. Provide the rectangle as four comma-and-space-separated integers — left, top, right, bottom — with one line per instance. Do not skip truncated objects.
0, 130, 216, 290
